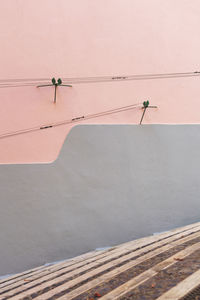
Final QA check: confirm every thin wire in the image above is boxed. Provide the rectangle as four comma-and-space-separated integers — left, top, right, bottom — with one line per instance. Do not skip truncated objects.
0, 71, 199, 82
63, 71, 200, 81
62, 73, 200, 84
62, 71, 200, 81
0, 71, 199, 88
0, 78, 49, 82
0, 102, 142, 139
0, 83, 49, 89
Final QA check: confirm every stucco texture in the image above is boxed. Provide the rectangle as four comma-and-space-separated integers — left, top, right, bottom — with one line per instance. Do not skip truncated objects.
0, 125, 200, 276
0, 0, 200, 163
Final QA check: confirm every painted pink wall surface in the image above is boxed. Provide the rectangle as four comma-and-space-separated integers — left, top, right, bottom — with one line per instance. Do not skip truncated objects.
0, 0, 200, 163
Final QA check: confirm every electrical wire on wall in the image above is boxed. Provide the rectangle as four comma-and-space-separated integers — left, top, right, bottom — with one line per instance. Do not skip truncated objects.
0, 102, 144, 140
0, 70, 194, 138
0, 71, 199, 88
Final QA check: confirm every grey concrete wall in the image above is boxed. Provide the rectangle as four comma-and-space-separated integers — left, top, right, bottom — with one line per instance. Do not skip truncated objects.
0, 125, 200, 276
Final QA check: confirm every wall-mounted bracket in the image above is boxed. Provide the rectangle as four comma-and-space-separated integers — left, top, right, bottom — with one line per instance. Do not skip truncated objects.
140, 101, 157, 124
37, 78, 72, 103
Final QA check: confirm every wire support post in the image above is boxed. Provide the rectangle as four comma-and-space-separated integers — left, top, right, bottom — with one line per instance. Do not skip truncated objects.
139, 100, 157, 125
37, 77, 72, 103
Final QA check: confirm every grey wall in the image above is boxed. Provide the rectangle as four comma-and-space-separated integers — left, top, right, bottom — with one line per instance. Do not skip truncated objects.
0, 125, 200, 276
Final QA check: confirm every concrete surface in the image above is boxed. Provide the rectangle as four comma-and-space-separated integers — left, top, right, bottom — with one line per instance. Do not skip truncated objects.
0, 125, 200, 276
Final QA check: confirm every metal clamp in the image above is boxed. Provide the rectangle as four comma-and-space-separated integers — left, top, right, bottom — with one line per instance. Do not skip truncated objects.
140, 101, 157, 124
37, 78, 72, 103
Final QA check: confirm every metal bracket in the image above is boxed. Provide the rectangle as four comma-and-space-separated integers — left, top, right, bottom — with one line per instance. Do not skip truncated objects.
140, 101, 157, 124
37, 78, 72, 103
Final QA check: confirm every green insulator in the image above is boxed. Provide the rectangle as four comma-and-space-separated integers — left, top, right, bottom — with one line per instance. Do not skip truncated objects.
57, 78, 62, 85
52, 77, 56, 85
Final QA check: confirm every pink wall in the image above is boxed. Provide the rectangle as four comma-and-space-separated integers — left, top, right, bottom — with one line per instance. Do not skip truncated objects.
0, 0, 200, 163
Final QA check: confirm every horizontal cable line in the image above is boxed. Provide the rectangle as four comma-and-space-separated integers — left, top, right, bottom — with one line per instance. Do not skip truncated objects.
0, 71, 199, 82
0, 102, 142, 139
0, 78, 50, 82
0, 71, 199, 88
62, 71, 200, 81
62, 73, 200, 84
0, 83, 49, 89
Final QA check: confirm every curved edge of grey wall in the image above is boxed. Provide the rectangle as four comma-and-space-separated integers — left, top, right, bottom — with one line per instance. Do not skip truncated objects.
0, 124, 200, 276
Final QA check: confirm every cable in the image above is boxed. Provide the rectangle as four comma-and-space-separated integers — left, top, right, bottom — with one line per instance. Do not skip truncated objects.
0, 71, 199, 82
0, 71, 199, 88
0, 102, 142, 139
62, 73, 200, 84
0, 83, 48, 89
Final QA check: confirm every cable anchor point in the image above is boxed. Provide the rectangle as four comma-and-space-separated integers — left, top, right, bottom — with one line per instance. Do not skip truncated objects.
37, 77, 72, 103
139, 100, 157, 125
